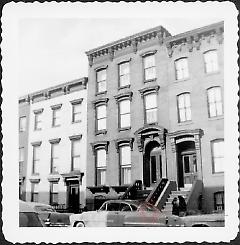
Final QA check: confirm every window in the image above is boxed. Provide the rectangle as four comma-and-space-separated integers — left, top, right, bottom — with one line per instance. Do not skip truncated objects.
96, 148, 106, 186
119, 99, 131, 128
19, 147, 24, 175
119, 62, 130, 87
71, 138, 81, 171
52, 108, 61, 127
19, 116, 27, 132
212, 139, 224, 173
143, 54, 156, 81
50, 182, 58, 205
32, 145, 40, 174
50, 143, 59, 174
96, 69, 107, 93
175, 58, 189, 80
177, 93, 191, 122
145, 93, 157, 124
204, 50, 218, 73
207, 87, 223, 118
120, 145, 131, 185
214, 191, 224, 211
72, 102, 82, 123
31, 183, 39, 202
96, 104, 107, 131
34, 110, 43, 130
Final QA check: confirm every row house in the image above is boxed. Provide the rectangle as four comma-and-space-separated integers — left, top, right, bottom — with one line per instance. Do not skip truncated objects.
85, 21, 224, 213
19, 78, 88, 213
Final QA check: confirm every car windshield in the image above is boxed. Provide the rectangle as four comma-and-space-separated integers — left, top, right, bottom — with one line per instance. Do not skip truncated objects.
19, 212, 44, 227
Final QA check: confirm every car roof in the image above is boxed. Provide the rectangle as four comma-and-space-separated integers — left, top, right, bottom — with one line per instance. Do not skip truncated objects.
19, 200, 36, 212
25, 201, 53, 209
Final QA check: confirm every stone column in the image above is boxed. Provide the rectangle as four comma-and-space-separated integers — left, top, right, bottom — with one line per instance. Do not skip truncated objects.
194, 134, 203, 181
159, 134, 167, 178
170, 137, 178, 186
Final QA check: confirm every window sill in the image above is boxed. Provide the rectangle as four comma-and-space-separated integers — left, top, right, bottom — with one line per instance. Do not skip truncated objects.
144, 78, 157, 84
52, 125, 60, 128
118, 85, 131, 90
144, 122, 158, 127
208, 115, 224, 121
72, 120, 82, 124
174, 77, 190, 83
95, 130, 107, 136
118, 127, 131, 132
178, 120, 193, 126
212, 172, 224, 176
34, 128, 42, 131
96, 91, 107, 96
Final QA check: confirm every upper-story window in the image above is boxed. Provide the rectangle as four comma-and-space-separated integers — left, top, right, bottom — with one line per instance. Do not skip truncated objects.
144, 93, 158, 124
19, 116, 27, 132
175, 58, 189, 80
119, 99, 131, 129
143, 54, 156, 81
207, 87, 223, 118
70, 135, 82, 171
34, 109, 43, 131
19, 147, 24, 175
211, 139, 224, 173
119, 144, 131, 185
49, 138, 61, 174
177, 93, 191, 123
204, 50, 218, 73
119, 61, 130, 87
96, 148, 106, 186
71, 99, 83, 123
32, 142, 41, 175
51, 104, 62, 127
96, 68, 107, 93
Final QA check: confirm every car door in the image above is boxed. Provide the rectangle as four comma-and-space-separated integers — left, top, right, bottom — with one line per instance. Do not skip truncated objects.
105, 202, 122, 227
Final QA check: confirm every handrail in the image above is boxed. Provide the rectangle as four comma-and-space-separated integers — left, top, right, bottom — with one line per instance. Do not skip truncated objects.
145, 178, 168, 205
120, 180, 142, 200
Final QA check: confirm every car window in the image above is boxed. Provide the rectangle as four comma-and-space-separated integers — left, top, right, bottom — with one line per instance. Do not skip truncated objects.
120, 203, 132, 212
19, 212, 43, 227
99, 202, 107, 211
106, 202, 120, 211
130, 204, 138, 211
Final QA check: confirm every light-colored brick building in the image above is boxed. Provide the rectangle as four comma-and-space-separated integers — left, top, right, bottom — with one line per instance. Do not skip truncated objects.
85, 22, 224, 213
23, 78, 88, 212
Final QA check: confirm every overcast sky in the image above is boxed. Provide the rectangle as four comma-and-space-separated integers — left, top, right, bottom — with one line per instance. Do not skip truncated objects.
2, 2, 232, 96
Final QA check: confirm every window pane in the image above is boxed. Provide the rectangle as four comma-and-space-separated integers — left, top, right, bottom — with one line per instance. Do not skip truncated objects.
97, 105, 106, 119
175, 58, 189, 80
179, 108, 186, 122
204, 50, 218, 73
97, 69, 106, 82
97, 169, 106, 185
19, 117, 27, 131
73, 156, 80, 171
120, 62, 129, 75
216, 102, 223, 116
178, 95, 185, 108
145, 67, 156, 80
144, 55, 155, 68
120, 146, 131, 166
213, 140, 224, 173
145, 94, 157, 109
120, 74, 130, 87
146, 108, 157, 123
120, 114, 130, 128
120, 100, 130, 114
122, 166, 131, 185
97, 118, 106, 130
19, 148, 24, 162
184, 94, 191, 107
98, 81, 106, 92
72, 140, 80, 155
185, 108, 192, 121
97, 149, 106, 167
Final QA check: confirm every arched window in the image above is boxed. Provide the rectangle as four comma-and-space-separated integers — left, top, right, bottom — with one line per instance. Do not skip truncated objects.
175, 57, 189, 80
177, 93, 191, 122
207, 87, 223, 118
204, 50, 218, 73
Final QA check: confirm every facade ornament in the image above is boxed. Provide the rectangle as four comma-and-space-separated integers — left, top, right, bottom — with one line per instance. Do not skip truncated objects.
136, 134, 144, 152
108, 47, 114, 61
131, 39, 138, 54
194, 134, 201, 150
186, 36, 193, 52
159, 133, 165, 150
193, 34, 201, 50
166, 42, 173, 57
157, 31, 164, 45
88, 54, 93, 67
44, 91, 50, 99
63, 85, 69, 94
170, 137, 176, 153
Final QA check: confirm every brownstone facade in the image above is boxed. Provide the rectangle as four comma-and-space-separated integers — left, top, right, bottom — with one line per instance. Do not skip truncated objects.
85, 22, 224, 213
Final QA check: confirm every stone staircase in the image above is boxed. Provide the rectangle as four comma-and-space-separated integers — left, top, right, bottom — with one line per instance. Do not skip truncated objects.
161, 187, 191, 215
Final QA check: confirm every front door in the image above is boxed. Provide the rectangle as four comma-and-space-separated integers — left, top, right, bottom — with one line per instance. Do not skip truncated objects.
182, 152, 197, 187
68, 184, 79, 213
149, 150, 162, 187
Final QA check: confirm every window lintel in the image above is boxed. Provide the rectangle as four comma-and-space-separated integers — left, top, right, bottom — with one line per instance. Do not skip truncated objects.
118, 58, 131, 65
50, 104, 62, 110
114, 137, 134, 152
114, 92, 133, 102
95, 65, 108, 71
33, 108, 44, 114
139, 85, 160, 97
91, 141, 109, 153
69, 134, 82, 141
31, 141, 42, 146
140, 50, 157, 57
70, 98, 83, 105
49, 138, 61, 144
92, 98, 109, 107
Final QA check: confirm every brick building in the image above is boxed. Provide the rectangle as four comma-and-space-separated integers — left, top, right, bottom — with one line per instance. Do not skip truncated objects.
85, 22, 224, 213
21, 78, 88, 213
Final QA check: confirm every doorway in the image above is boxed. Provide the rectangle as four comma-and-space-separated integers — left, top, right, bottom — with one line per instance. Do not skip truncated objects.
177, 141, 197, 188
68, 184, 80, 213
143, 142, 162, 188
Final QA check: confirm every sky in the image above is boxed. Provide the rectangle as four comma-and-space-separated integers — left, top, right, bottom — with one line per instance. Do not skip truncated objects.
2, 2, 233, 96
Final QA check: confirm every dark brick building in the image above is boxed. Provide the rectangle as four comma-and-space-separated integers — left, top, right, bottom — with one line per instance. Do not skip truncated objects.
85, 22, 224, 213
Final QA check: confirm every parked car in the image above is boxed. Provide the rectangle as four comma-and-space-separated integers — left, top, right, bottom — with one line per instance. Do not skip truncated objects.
26, 202, 72, 227
19, 200, 45, 227
70, 199, 183, 227
180, 212, 225, 227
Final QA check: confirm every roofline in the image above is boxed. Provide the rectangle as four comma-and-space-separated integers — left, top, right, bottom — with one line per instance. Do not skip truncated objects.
86, 25, 171, 55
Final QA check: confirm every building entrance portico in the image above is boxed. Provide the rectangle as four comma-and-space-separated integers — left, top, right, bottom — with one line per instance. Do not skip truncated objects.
135, 125, 167, 188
